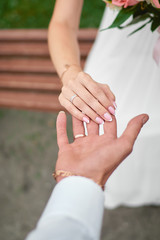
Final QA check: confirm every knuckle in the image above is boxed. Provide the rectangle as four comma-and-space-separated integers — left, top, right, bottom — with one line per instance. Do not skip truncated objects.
110, 92, 116, 101
104, 84, 109, 90
100, 95, 109, 104
113, 96, 116, 101
77, 71, 86, 79
61, 86, 66, 93
104, 85, 116, 100
58, 93, 62, 102
98, 96, 110, 108
105, 84, 112, 92
108, 89, 116, 101
95, 87, 102, 95
58, 94, 66, 107
78, 72, 92, 84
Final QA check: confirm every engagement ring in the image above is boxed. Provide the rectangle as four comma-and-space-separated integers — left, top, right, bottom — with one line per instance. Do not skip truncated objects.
70, 94, 77, 103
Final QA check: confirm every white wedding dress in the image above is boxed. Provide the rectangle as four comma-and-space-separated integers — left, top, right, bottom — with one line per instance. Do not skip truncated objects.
84, 7, 160, 208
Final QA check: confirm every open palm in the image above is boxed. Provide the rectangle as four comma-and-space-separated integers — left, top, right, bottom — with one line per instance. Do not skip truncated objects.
55, 112, 149, 187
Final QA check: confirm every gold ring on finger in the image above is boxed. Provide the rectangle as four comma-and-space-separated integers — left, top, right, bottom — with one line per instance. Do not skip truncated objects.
74, 134, 85, 139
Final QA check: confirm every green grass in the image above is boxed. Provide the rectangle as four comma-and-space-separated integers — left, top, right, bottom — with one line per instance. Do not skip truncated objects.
0, 0, 105, 29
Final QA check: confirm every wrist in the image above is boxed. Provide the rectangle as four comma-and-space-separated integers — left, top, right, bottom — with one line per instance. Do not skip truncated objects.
53, 170, 105, 190
61, 64, 82, 85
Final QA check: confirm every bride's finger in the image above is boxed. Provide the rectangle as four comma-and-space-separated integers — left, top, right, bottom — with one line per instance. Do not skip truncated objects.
62, 85, 113, 122
72, 96, 106, 124
60, 88, 105, 124
72, 116, 85, 139
72, 83, 114, 121
59, 93, 90, 123
80, 76, 116, 116
98, 83, 116, 104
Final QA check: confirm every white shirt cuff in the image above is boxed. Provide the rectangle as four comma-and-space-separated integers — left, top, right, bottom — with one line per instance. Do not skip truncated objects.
39, 176, 105, 239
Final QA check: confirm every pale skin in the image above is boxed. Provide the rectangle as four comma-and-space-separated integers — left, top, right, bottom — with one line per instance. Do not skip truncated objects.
55, 112, 149, 187
48, 0, 116, 125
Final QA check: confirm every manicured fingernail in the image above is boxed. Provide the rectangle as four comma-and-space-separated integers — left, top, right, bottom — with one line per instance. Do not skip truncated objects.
83, 116, 90, 123
108, 106, 115, 115
142, 115, 149, 125
60, 111, 65, 113
96, 117, 104, 124
104, 112, 112, 121
113, 102, 117, 109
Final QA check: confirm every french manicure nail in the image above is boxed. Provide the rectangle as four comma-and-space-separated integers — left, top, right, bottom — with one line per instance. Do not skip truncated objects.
104, 112, 112, 121
96, 117, 104, 124
108, 106, 115, 115
113, 102, 117, 109
83, 116, 90, 124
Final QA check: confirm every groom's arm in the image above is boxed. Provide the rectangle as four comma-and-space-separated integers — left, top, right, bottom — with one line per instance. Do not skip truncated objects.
25, 176, 104, 240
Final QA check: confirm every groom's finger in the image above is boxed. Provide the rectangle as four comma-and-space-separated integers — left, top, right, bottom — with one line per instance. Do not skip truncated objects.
72, 116, 85, 139
56, 111, 69, 149
87, 120, 99, 135
119, 114, 149, 155
103, 116, 117, 139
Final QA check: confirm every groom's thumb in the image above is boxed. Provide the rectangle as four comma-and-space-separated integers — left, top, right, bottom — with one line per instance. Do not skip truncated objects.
119, 114, 149, 154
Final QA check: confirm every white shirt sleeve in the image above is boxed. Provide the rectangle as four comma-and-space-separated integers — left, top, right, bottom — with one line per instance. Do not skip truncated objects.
25, 176, 105, 240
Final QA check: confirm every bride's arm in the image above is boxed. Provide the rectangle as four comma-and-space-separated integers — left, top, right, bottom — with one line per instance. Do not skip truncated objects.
48, 0, 82, 78
48, 0, 116, 124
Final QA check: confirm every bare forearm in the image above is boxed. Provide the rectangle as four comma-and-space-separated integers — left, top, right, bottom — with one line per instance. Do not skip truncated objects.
48, 21, 81, 79
47, 0, 116, 124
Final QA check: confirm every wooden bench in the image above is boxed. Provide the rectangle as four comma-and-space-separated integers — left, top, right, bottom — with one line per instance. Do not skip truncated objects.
0, 29, 97, 112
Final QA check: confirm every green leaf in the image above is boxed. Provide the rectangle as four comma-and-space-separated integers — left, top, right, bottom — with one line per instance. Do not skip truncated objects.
128, 20, 152, 36
151, 18, 160, 32
146, 4, 160, 16
100, 7, 135, 31
118, 13, 151, 29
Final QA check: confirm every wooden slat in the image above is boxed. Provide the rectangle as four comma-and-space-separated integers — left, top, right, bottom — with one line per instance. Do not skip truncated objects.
0, 29, 97, 42
0, 58, 85, 74
0, 74, 62, 91
0, 58, 55, 73
0, 41, 92, 57
0, 29, 48, 41
0, 42, 49, 57
0, 28, 96, 112
0, 90, 64, 112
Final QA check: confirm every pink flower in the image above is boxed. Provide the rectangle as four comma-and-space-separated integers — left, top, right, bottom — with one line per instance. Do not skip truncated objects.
112, 0, 138, 8
152, 0, 160, 8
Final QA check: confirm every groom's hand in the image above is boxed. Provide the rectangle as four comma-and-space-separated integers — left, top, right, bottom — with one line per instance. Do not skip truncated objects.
55, 111, 149, 187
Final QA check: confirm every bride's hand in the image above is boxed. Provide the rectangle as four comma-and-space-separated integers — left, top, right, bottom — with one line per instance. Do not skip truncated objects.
59, 66, 116, 124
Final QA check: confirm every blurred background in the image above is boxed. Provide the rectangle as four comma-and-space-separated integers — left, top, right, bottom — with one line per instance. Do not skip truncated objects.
0, 0, 104, 28
0, 1, 160, 240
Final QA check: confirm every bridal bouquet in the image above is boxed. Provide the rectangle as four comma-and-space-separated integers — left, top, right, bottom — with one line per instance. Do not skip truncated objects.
103, 0, 160, 64
103, 0, 160, 35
